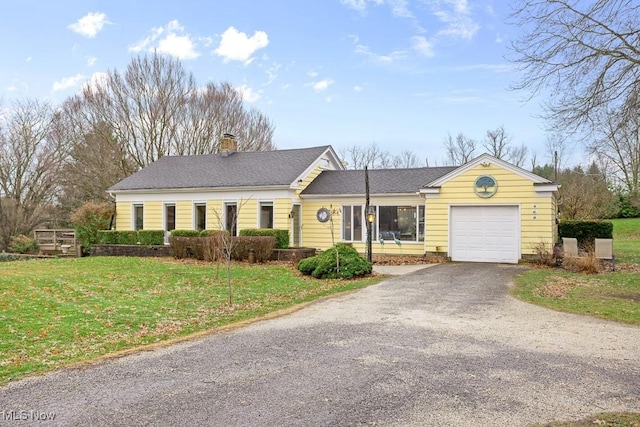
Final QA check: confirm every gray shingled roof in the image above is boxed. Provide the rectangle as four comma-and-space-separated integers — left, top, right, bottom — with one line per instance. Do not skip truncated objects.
109, 146, 331, 191
300, 166, 457, 195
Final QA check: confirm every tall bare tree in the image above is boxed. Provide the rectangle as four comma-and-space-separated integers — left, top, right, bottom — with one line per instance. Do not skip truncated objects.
483, 126, 528, 167
509, 0, 640, 134
70, 53, 275, 169
443, 133, 476, 165
588, 92, 640, 199
0, 99, 66, 250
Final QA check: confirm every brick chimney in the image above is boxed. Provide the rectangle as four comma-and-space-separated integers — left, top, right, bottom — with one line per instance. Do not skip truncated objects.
220, 133, 237, 157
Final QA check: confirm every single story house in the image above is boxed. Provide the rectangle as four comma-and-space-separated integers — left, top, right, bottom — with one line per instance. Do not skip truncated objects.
108, 135, 558, 263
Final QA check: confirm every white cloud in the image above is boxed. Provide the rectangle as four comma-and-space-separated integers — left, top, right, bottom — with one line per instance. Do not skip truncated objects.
129, 20, 199, 60
450, 63, 514, 73
354, 85, 363, 92
354, 43, 407, 64
411, 36, 435, 57
431, 0, 479, 40
52, 73, 86, 92
307, 70, 319, 78
214, 26, 268, 64
157, 33, 199, 59
312, 78, 334, 92
86, 56, 97, 66
387, 0, 413, 18
340, 0, 384, 11
68, 12, 109, 38
236, 84, 262, 103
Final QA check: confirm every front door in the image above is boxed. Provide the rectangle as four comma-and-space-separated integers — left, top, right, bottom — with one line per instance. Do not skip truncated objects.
291, 205, 301, 247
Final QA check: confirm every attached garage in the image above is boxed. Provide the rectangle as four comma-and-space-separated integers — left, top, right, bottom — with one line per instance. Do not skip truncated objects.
449, 205, 520, 264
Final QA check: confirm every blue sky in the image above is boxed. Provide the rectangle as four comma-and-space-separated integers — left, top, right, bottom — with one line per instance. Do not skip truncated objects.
0, 0, 555, 166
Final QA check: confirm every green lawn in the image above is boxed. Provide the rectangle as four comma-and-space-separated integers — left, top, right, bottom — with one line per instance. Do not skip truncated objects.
0, 257, 381, 385
612, 217, 640, 264
534, 412, 640, 426
513, 218, 640, 325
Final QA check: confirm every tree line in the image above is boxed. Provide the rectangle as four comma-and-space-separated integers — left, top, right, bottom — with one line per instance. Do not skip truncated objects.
0, 53, 275, 251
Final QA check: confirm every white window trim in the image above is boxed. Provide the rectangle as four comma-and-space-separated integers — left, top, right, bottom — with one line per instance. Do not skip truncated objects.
193, 201, 207, 231
258, 200, 274, 229
132, 203, 144, 230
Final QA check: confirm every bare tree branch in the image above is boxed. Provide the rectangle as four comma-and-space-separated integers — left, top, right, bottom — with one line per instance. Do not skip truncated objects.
509, 0, 640, 134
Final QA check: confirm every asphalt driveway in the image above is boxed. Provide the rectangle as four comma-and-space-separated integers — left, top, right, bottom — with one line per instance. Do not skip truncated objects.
1, 263, 639, 426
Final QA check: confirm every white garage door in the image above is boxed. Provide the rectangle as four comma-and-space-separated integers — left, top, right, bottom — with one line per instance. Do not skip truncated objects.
450, 205, 519, 263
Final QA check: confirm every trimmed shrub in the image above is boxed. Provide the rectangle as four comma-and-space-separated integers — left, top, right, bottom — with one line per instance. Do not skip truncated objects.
170, 230, 203, 237
169, 236, 190, 259
97, 230, 118, 244
169, 231, 230, 261
559, 220, 613, 249
9, 235, 38, 254
240, 229, 289, 249
231, 236, 276, 262
96, 230, 164, 245
137, 230, 165, 245
297, 243, 372, 279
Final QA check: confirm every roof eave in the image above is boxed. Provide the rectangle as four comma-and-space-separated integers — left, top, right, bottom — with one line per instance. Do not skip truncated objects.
300, 192, 421, 199
109, 184, 292, 195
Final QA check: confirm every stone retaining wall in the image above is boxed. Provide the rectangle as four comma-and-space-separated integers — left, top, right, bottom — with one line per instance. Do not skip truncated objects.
90, 244, 172, 257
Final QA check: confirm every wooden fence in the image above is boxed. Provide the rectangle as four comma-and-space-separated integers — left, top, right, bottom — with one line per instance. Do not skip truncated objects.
34, 229, 77, 254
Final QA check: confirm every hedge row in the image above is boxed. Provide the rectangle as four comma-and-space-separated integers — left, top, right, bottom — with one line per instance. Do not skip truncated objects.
169, 235, 276, 263
169, 229, 224, 237
559, 220, 613, 248
239, 229, 289, 249
97, 230, 165, 245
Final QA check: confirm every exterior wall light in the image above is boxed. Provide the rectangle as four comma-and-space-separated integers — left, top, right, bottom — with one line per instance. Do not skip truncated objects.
367, 206, 376, 224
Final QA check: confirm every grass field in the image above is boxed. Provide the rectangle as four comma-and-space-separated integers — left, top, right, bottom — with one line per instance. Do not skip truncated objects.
612, 217, 640, 264
513, 218, 640, 324
0, 257, 381, 385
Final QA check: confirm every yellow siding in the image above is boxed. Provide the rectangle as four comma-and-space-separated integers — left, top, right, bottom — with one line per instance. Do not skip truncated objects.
273, 198, 291, 230
176, 201, 193, 230
207, 200, 224, 230
301, 201, 341, 250
426, 164, 556, 257
144, 202, 163, 230
296, 166, 324, 197
238, 199, 257, 231
115, 201, 132, 230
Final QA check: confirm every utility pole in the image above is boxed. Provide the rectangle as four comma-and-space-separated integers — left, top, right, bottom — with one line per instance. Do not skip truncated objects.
365, 166, 372, 263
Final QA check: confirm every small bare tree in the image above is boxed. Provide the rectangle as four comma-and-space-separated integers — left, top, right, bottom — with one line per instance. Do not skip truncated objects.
210, 198, 250, 305
339, 143, 421, 169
